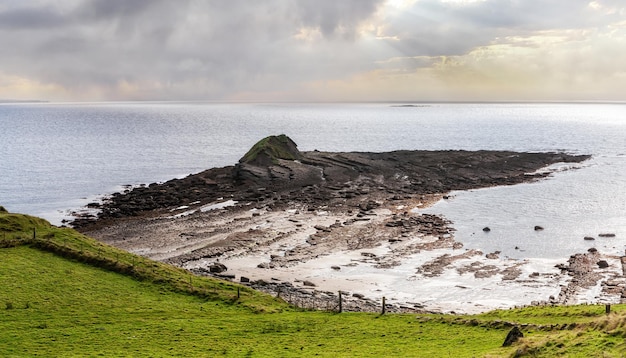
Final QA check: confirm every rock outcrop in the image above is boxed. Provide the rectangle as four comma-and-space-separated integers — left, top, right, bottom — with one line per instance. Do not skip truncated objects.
72, 134, 591, 228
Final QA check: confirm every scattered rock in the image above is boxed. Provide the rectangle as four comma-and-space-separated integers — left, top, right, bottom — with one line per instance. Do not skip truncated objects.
359, 200, 380, 211
486, 251, 501, 260
597, 260, 609, 268
331, 266, 341, 271
302, 280, 316, 287
483, 227, 491, 232
314, 225, 331, 232
599, 233, 616, 238
534, 225, 544, 231
240, 276, 250, 283
584, 236, 595, 241
216, 273, 235, 280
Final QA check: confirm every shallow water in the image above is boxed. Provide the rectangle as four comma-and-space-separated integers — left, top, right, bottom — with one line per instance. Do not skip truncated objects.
1, 101, 624, 259
421, 155, 626, 258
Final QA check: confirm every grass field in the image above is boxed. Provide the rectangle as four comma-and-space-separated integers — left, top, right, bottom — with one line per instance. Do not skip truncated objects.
1, 207, 625, 357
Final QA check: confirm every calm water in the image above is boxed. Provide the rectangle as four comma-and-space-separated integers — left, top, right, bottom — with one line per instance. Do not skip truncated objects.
1, 102, 624, 258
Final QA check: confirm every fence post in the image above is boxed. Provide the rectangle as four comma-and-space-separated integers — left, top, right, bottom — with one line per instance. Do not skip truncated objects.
338, 291, 343, 313
33, 228, 36, 240
237, 287, 240, 299
606, 304, 611, 315
382, 296, 386, 315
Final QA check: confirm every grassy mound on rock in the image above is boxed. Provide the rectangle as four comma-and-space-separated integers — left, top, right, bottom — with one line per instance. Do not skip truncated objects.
239, 134, 302, 166
2, 208, 626, 356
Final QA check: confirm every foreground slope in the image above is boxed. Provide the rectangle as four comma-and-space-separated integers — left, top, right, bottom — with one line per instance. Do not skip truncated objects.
2, 208, 626, 357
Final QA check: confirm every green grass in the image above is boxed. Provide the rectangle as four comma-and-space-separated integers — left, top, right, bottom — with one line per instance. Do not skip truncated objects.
2, 209, 626, 357
0, 246, 508, 357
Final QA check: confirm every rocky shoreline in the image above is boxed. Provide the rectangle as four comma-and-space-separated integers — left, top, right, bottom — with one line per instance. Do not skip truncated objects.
73, 135, 621, 314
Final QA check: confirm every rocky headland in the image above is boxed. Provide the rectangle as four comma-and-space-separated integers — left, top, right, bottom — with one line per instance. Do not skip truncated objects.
74, 135, 621, 314
74, 134, 588, 227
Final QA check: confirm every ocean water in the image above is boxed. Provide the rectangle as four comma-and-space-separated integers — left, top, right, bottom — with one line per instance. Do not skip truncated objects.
1, 102, 624, 258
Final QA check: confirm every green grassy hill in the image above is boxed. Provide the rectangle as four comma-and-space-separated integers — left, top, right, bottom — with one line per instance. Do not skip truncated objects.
1, 207, 625, 357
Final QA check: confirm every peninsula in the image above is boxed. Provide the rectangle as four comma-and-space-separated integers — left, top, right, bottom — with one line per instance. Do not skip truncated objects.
76, 135, 608, 313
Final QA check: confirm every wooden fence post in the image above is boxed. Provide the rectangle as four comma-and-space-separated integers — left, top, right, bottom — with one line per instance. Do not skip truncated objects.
606, 304, 611, 315
382, 296, 386, 315
338, 291, 343, 313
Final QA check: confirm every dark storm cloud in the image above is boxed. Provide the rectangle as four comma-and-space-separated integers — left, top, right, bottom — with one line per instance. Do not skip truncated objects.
0, 5, 67, 29
76, 0, 158, 20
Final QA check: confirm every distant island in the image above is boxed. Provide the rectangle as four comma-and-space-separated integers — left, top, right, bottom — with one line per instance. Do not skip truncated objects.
390, 104, 430, 107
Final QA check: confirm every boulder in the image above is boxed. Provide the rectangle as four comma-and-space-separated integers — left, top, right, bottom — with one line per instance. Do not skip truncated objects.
597, 260, 609, 268
502, 326, 524, 347
209, 262, 227, 273
483, 227, 491, 232
534, 225, 544, 231
599, 233, 616, 238
240, 276, 250, 283
359, 200, 380, 211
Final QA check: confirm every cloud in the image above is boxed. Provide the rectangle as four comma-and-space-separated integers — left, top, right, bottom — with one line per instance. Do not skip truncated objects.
0, 0, 624, 101
308, 24, 626, 102
0, 0, 388, 100
294, 0, 383, 39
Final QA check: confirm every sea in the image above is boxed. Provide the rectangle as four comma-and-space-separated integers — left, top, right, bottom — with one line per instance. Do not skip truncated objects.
1, 102, 624, 259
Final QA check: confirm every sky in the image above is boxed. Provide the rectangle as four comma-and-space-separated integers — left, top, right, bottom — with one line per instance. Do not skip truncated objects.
0, 0, 625, 102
